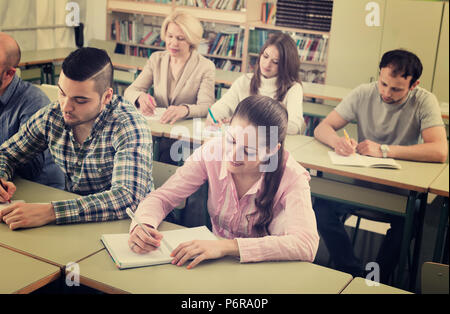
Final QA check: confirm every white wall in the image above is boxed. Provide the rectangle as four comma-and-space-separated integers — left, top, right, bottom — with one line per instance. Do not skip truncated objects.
84, 0, 107, 45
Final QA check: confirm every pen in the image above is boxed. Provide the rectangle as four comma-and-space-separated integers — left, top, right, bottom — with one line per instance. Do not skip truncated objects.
208, 108, 218, 124
0, 179, 11, 204
126, 207, 152, 238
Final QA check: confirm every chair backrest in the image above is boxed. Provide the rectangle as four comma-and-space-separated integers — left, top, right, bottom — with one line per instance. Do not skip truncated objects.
152, 161, 185, 210
88, 39, 117, 54
38, 84, 59, 102
421, 262, 449, 294
152, 161, 178, 189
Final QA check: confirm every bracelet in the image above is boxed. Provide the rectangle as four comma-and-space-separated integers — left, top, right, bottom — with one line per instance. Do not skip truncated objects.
182, 104, 190, 118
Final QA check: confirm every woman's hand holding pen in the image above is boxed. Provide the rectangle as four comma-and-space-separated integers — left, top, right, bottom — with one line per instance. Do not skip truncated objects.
129, 224, 164, 254
0, 179, 15, 203
170, 239, 239, 270
205, 115, 230, 128
137, 93, 157, 116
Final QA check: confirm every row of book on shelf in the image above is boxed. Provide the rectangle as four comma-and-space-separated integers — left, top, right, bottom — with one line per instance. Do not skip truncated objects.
276, 0, 333, 32
176, 0, 246, 10
248, 30, 328, 64
203, 30, 243, 58
111, 19, 165, 47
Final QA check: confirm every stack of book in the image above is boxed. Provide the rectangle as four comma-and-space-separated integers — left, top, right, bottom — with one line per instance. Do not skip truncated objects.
276, 0, 333, 32
177, 0, 246, 10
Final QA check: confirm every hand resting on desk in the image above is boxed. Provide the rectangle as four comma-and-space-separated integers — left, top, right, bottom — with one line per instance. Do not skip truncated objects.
0, 202, 56, 230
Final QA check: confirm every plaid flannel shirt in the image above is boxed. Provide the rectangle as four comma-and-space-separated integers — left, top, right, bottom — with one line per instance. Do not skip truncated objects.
0, 95, 154, 224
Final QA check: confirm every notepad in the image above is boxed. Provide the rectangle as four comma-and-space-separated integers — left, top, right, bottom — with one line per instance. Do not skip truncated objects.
101, 226, 217, 269
143, 107, 167, 121
328, 151, 401, 169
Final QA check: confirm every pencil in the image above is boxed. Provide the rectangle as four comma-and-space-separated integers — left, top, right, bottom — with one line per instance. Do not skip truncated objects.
343, 129, 350, 142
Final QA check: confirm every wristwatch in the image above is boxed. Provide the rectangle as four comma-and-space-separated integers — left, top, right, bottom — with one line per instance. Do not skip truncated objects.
380, 144, 390, 158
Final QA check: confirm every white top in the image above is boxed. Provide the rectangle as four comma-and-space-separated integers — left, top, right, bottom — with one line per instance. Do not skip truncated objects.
211, 74, 305, 135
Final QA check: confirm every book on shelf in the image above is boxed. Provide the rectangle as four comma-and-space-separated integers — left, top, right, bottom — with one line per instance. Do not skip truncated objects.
101, 226, 217, 269
261, 2, 276, 24
276, 0, 334, 32
177, 0, 245, 10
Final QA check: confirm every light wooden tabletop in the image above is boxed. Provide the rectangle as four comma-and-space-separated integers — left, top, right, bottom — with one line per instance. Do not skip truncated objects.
19, 48, 75, 66
291, 139, 447, 193
77, 221, 353, 294
0, 178, 130, 268
147, 118, 315, 152
340, 277, 413, 294
429, 164, 449, 197
0, 246, 60, 294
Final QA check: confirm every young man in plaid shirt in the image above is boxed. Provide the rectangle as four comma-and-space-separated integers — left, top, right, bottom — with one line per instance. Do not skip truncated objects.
0, 48, 154, 229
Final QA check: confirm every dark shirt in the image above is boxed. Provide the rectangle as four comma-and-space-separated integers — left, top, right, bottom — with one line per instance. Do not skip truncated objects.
0, 75, 65, 189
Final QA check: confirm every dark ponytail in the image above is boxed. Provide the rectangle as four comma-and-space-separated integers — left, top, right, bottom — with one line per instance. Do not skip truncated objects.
231, 95, 288, 236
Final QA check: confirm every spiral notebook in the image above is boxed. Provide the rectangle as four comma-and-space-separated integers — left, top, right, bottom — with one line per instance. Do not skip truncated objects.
101, 226, 217, 270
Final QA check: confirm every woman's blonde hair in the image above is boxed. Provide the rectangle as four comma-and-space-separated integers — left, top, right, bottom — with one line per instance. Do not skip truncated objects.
161, 11, 203, 50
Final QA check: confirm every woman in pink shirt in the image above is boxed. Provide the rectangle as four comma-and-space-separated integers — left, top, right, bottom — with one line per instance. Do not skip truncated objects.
128, 95, 319, 269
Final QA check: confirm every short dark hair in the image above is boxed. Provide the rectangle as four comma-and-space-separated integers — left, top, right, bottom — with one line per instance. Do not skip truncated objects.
379, 49, 423, 87
62, 47, 114, 95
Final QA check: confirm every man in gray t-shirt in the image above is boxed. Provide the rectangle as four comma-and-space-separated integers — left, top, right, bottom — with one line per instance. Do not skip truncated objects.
313, 49, 448, 283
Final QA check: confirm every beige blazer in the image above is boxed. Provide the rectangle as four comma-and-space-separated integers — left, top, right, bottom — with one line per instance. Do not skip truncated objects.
124, 50, 216, 118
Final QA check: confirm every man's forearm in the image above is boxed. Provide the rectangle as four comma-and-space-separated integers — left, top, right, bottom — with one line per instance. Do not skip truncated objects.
388, 142, 448, 163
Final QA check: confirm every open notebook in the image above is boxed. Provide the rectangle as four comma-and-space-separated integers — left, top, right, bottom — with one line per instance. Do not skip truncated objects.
328, 151, 401, 169
101, 226, 217, 270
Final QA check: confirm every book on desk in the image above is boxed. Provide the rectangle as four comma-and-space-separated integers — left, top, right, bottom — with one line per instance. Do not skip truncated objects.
328, 151, 402, 169
101, 226, 217, 270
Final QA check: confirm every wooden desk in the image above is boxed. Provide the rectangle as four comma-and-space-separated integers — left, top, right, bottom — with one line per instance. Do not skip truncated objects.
0, 179, 130, 268
0, 246, 60, 294
429, 165, 449, 262
340, 277, 412, 294
76, 221, 353, 294
215, 70, 352, 102
291, 140, 447, 290
19, 48, 75, 67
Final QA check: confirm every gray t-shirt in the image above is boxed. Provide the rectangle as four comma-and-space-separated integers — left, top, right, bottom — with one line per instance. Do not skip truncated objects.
335, 82, 444, 145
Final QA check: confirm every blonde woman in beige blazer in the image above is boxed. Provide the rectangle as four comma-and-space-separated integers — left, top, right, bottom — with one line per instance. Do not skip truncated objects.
124, 11, 215, 124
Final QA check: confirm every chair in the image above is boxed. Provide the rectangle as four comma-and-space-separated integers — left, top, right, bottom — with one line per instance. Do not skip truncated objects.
88, 39, 117, 54
38, 84, 59, 102
421, 262, 449, 294
152, 161, 211, 229
19, 67, 43, 83
152, 161, 185, 225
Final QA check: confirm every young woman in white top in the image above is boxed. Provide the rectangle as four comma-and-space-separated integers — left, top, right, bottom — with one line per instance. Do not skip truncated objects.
207, 33, 304, 135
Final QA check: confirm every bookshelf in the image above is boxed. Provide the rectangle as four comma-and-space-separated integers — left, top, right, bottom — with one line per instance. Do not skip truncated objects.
106, 0, 333, 82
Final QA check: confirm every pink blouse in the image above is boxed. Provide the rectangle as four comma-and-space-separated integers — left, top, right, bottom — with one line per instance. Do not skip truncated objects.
131, 137, 319, 263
